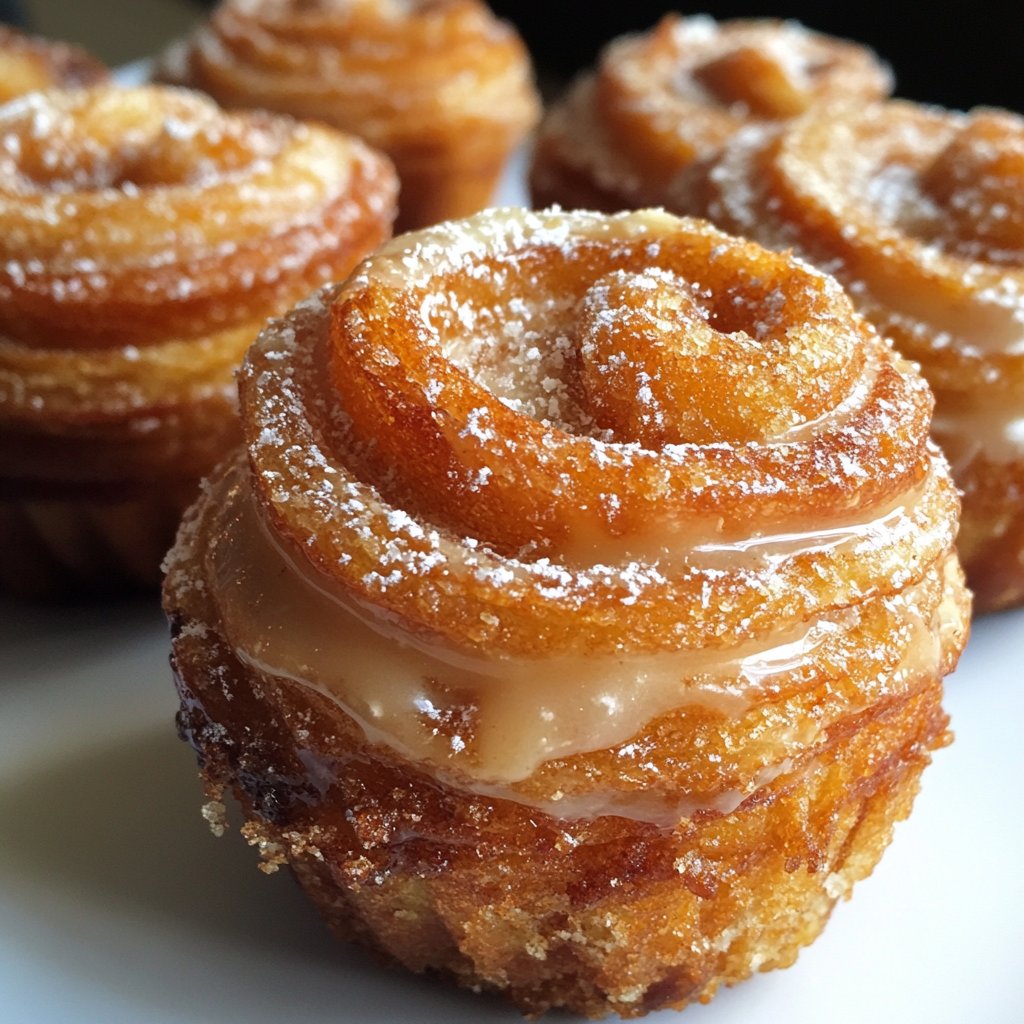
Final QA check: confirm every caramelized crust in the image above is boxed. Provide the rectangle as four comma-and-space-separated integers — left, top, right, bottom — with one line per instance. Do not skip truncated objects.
164, 209, 969, 1016
158, 0, 540, 231
0, 84, 397, 596
674, 102, 1024, 611
0, 26, 108, 103
529, 15, 892, 213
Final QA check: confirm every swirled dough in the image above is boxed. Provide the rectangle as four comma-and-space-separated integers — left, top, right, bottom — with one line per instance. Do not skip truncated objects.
530, 15, 891, 213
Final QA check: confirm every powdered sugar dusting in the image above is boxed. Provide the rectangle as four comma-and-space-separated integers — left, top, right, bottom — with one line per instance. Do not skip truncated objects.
232, 208, 954, 664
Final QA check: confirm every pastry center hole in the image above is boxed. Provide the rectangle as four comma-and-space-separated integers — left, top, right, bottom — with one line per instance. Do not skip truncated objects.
693, 44, 809, 118
573, 267, 850, 446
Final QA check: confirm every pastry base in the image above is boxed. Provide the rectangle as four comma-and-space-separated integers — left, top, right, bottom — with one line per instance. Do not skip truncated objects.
528, 135, 638, 215
392, 144, 513, 233
280, 750, 931, 1019
0, 486, 194, 599
955, 455, 1024, 613
171, 610, 950, 1019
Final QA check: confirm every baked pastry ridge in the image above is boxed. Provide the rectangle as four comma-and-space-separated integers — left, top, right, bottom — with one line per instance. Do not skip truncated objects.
164, 208, 969, 1017
672, 102, 1024, 611
158, 0, 541, 231
0, 84, 397, 596
529, 14, 892, 213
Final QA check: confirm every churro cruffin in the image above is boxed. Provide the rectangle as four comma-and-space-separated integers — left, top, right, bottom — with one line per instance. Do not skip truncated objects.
158, 0, 541, 231
673, 101, 1024, 612
0, 84, 396, 597
164, 208, 969, 1017
0, 25, 108, 104
529, 14, 892, 214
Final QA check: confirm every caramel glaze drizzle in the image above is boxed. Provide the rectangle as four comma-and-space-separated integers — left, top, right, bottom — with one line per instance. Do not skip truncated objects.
171, 208, 966, 824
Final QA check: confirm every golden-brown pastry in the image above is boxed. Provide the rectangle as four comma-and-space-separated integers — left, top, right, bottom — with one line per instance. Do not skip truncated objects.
0, 84, 397, 597
673, 101, 1024, 612
158, 0, 540, 231
164, 208, 969, 1018
529, 14, 892, 214
0, 26, 108, 103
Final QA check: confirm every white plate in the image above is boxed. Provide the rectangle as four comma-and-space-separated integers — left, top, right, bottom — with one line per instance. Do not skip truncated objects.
0, 597, 1021, 1024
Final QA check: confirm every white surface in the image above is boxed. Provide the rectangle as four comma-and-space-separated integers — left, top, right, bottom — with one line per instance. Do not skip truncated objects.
0, 598, 1021, 1024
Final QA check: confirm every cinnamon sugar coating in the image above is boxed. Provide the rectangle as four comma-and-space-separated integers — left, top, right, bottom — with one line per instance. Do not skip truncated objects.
673, 102, 1024, 611
0, 84, 397, 596
164, 209, 969, 1016
157, 0, 540, 231
0, 26, 108, 103
529, 15, 892, 214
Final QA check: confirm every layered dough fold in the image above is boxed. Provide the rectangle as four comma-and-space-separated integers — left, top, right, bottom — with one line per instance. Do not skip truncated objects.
159, 0, 540, 230
0, 84, 397, 594
165, 208, 969, 1017
529, 15, 892, 213
674, 102, 1024, 611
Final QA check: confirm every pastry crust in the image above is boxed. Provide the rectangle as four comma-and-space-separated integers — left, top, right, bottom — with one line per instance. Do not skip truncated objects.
157, 0, 540, 231
529, 15, 892, 213
0, 84, 397, 597
0, 26, 108, 103
164, 208, 969, 1017
673, 102, 1024, 611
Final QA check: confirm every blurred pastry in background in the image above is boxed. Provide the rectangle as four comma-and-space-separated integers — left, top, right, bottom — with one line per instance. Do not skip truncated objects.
158, 0, 541, 231
0, 24, 108, 102
673, 101, 1024, 612
0, 83, 396, 598
530, 14, 892, 212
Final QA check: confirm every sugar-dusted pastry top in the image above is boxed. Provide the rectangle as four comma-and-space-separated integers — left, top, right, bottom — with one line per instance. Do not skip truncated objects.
530, 15, 892, 211
167, 208, 967, 821
0, 84, 397, 489
0, 26, 108, 104
159, 0, 539, 160
673, 101, 1024, 609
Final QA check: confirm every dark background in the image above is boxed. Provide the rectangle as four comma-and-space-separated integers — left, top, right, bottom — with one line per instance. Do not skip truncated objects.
1, 1, 1019, 114
489, 2, 1018, 113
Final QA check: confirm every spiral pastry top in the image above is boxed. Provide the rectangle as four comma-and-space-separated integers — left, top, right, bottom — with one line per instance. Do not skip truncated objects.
0, 27, 108, 104
167, 206, 966, 807
529, 15, 893, 213
0, 84, 396, 488
159, 0, 540, 229
673, 101, 1024, 610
